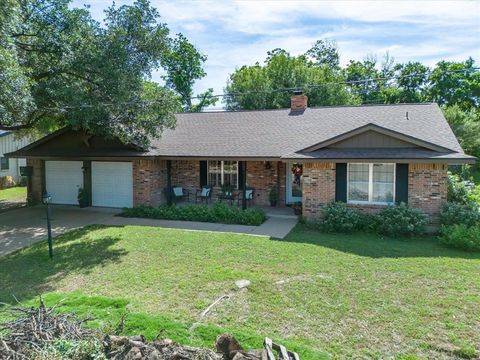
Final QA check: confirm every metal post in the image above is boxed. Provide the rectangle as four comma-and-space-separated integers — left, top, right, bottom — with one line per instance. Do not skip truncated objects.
46, 202, 53, 259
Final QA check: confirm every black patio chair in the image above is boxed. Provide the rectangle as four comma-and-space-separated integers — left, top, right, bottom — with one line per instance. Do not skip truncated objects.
238, 187, 254, 207
195, 185, 213, 204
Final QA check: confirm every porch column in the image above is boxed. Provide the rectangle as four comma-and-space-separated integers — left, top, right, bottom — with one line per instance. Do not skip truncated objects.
276, 161, 281, 207
166, 160, 172, 206
241, 161, 247, 210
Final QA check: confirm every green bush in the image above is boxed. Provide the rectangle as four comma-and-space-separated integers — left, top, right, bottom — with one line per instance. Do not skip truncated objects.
448, 172, 476, 204
320, 202, 365, 233
440, 202, 480, 227
440, 224, 480, 252
121, 203, 266, 226
375, 203, 427, 236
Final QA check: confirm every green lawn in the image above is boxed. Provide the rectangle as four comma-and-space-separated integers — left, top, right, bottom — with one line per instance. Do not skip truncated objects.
0, 186, 26, 202
1, 225, 479, 359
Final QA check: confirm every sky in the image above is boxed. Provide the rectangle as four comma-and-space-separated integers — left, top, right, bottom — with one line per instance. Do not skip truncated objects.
71, 0, 480, 106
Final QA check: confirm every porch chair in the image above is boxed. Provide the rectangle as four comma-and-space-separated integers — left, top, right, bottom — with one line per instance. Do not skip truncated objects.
238, 187, 254, 207
195, 185, 213, 204
164, 186, 190, 203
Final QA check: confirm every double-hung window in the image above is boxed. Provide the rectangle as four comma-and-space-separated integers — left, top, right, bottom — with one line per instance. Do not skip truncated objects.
0, 157, 9, 171
208, 160, 238, 188
347, 163, 395, 204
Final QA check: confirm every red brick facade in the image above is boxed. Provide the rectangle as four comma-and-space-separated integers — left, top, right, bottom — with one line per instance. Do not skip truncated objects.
26, 158, 43, 205
302, 162, 336, 219
246, 161, 286, 206
133, 159, 167, 207
301, 162, 448, 225
408, 163, 448, 225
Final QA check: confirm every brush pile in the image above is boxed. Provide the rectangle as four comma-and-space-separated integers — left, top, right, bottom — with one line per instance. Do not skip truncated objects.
0, 301, 92, 359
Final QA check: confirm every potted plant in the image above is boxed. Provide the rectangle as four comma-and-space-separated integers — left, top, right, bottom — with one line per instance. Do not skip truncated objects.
221, 183, 234, 197
77, 187, 89, 208
269, 188, 278, 207
292, 201, 302, 215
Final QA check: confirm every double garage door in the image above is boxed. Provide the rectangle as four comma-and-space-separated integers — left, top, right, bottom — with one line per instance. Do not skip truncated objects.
45, 161, 133, 208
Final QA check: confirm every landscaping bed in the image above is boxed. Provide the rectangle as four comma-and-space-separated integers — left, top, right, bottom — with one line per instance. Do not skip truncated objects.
120, 203, 267, 226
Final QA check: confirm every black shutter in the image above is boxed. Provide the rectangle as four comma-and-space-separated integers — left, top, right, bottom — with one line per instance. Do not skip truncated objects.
335, 163, 347, 202
395, 163, 408, 204
238, 161, 245, 190
200, 161, 208, 187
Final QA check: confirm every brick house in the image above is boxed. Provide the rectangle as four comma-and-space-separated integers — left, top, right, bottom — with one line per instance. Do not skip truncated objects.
7, 95, 475, 225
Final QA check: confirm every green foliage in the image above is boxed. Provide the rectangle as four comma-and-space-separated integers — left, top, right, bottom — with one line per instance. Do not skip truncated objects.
443, 106, 480, 159
440, 224, 480, 252
121, 203, 266, 226
225, 47, 355, 110
319, 202, 365, 233
162, 33, 217, 111
440, 202, 480, 227
447, 172, 477, 204
375, 203, 427, 236
0, 0, 187, 145
269, 188, 278, 203
31, 338, 106, 360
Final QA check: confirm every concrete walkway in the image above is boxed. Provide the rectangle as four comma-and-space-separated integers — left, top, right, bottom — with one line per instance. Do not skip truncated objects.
0, 205, 298, 256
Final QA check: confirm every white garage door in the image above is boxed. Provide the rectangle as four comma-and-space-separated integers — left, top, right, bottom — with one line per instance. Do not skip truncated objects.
45, 161, 84, 205
92, 162, 133, 208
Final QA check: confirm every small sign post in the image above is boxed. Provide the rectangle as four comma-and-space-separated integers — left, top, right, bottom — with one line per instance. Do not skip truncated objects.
42, 193, 53, 259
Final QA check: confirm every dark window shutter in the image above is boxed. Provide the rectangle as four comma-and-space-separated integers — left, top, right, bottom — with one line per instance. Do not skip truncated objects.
395, 163, 408, 204
200, 161, 208, 187
335, 163, 347, 202
238, 161, 245, 190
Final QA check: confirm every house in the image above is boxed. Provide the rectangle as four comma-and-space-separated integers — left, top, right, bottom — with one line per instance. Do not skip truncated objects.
0, 130, 31, 185
6, 94, 475, 225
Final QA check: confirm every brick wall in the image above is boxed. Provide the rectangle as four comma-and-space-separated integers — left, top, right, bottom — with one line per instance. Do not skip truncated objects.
133, 159, 167, 206
26, 159, 42, 205
408, 163, 448, 225
171, 160, 200, 199
302, 162, 336, 219
246, 161, 285, 206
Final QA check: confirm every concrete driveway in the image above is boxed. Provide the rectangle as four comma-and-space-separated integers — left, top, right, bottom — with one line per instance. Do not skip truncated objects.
0, 205, 120, 256
0, 205, 298, 256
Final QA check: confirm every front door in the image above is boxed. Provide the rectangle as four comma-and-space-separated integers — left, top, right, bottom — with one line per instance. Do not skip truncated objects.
286, 162, 303, 204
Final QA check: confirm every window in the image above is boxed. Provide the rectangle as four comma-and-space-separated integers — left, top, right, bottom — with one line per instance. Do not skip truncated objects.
208, 160, 238, 188
0, 157, 9, 171
348, 163, 394, 204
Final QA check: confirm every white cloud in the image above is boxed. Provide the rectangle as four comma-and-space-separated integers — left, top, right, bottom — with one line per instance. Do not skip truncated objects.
71, 0, 480, 102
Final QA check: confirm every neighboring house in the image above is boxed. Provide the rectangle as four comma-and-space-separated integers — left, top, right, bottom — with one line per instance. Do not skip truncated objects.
6, 95, 475, 226
0, 130, 31, 184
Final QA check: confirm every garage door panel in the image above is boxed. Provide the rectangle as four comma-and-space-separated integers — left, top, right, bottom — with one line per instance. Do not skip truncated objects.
92, 162, 133, 208
45, 161, 84, 205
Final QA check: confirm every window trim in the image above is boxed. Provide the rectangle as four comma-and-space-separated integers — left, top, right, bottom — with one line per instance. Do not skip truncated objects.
0, 157, 9, 171
347, 163, 395, 205
207, 160, 239, 189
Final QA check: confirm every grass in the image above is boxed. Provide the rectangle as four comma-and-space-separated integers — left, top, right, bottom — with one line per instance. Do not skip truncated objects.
0, 186, 26, 202
1, 225, 479, 359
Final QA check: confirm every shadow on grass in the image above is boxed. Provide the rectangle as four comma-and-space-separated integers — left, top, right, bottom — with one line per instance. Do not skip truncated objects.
0, 225, 128, 305
282, 224, 480, 259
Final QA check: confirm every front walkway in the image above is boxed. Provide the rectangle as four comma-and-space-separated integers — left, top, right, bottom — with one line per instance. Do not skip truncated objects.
0, 205, 298, 256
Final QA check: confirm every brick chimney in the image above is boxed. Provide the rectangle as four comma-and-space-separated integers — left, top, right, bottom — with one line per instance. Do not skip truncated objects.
290, 91, 308, 111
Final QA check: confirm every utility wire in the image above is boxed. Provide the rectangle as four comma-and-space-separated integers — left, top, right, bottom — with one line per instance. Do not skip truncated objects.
25, 66, 480, 112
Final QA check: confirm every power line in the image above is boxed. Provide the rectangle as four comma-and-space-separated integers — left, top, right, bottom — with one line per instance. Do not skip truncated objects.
16, 66, 480, 113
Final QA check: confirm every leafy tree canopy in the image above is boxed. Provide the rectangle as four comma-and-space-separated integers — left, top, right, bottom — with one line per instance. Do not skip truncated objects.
0, 0, 211, 146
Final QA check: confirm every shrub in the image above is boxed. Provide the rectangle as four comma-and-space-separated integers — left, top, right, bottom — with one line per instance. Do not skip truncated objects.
448, 172, 476, 204
440, 224, 480, 252
440, 202, 480, 227
121, 203, 266, 226
320, 202, 365, 233
375, 203, 427, 236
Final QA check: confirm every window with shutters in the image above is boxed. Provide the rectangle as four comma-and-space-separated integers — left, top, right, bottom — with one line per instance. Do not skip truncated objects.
208, 160, 238, 188
347, 163, 395, 204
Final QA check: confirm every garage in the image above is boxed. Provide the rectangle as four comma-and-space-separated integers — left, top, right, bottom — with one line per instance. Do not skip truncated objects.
45, 161, 84, 204
91, 161, 133, 208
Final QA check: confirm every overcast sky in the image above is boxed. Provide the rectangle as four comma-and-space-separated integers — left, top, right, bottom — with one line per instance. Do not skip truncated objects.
71, 0, 480, 104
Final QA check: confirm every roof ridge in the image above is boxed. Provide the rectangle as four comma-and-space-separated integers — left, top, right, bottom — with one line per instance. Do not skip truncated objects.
177, 102, 437, 115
